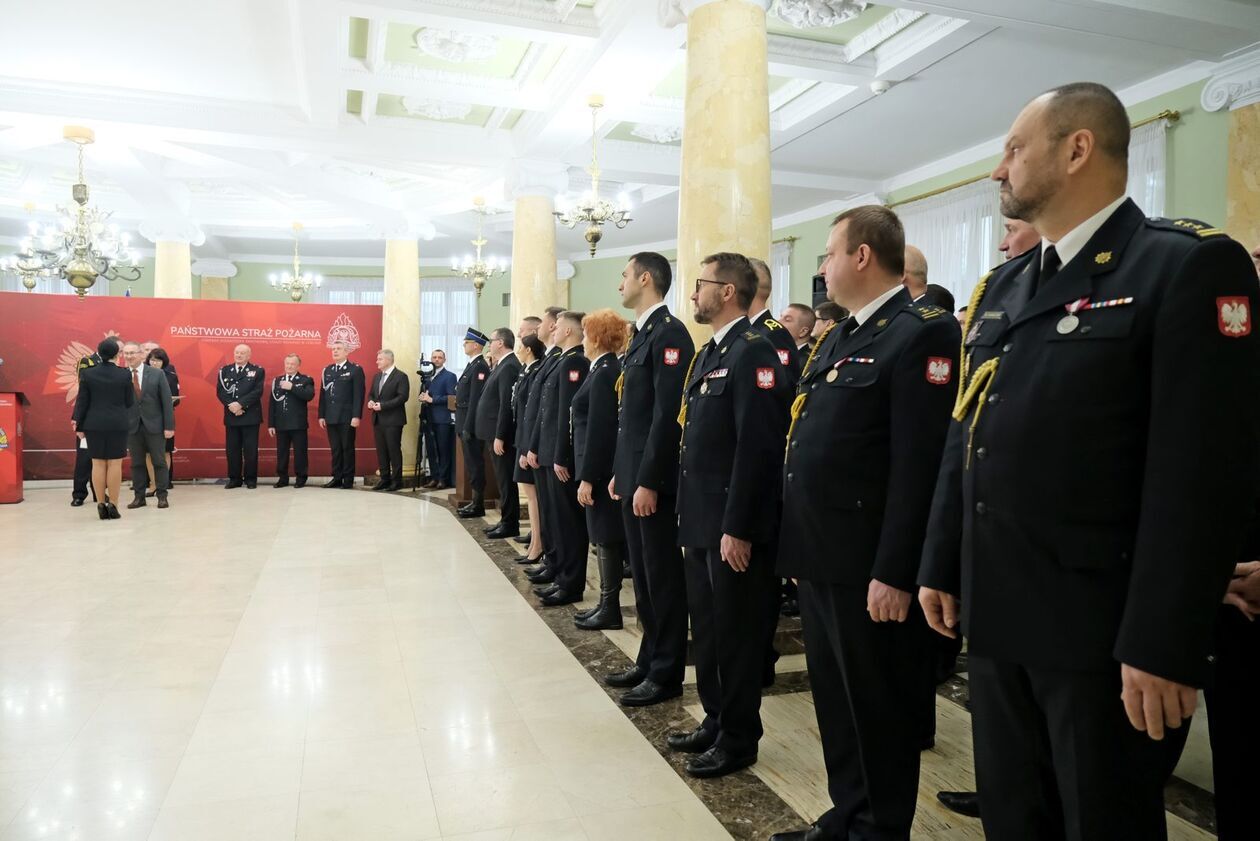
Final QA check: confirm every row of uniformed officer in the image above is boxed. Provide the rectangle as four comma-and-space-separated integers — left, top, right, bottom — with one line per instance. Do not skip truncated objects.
455, 328, 491, 517
267, 353, 316, 487
216, 344, 265, 488
317, 341, 365, 488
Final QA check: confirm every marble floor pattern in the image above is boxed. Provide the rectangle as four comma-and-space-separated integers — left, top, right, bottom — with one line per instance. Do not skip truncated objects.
0, 486, 726, 841
0, 484, 1221, 840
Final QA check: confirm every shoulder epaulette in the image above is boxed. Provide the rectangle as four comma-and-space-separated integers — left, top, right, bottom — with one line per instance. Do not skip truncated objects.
77, 355, 96, 371
909, 304, 948, 320
1147, 217, 1228, 239
763, 317, 784, 330
743, 330, 762, 341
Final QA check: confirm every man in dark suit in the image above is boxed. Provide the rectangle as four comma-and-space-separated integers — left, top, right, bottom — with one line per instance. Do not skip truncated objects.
455, 328, 491, 517
667, 253, 790, 780
216, 343, 265, 489
918, 83, 1260, 841
420, 350, 457, 488
607, 252, 694, 707
121, 341, 176, 509
367, 348, 410, 491
267, 353, 316, 488
476, 328, 522, 537
318, 340, 365, 489
523, 308, 565, 584
771, 207, 960, 841
532, 311, 589, 606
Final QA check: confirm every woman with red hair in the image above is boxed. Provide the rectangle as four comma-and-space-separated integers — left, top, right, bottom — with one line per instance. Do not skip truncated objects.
572, 308, 630, 630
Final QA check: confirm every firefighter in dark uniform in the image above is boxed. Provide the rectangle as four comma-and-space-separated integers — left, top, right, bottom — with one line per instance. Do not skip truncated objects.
917, 84, 1260, 841
667, 253, 790, 780
523, 310, 566, 584
771, 207, 960, 841
532, 312, 589, 606
267, 353, 316, 488
318, 340, 365, 489
71, 343, 115, 505
606, 252, 695, 706
454, 328, 491, 517
216, 344, 265, 488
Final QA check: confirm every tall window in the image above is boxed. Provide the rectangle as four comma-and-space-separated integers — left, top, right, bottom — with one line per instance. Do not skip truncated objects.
312, 275, 384, 305
421, 276, 478, 375
1126, 118, 1169, 217
769, 239, 792, 317
899, 179, 1003, 307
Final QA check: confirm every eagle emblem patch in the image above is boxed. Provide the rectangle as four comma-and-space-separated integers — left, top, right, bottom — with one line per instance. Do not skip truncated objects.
1218, 297, 1251, 337
926, 357, 952, 385
568, 370, 580, 382
477, 372, 486, 380
777, 349, 790, 366
663, 348, 680, 366
756, 368, 776, 390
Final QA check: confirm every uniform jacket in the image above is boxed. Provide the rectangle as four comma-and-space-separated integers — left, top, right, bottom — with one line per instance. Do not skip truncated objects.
72, 363, 134, 433
318, 361, 365, 425
217, 362, 265, 426
613, 306, 695, 498
676, 317, 791, 547
524, 346, 564, 457
427, 368, 457, 425
475, 353, 521, 443
369, 368, 410, 427
573, 353, 624, 544
778, 288, 959, 589
752, 309, 802, 384
512, 360, 541, 455
455, 354, 490, 439
918, 200, 1260, 687
126, 363, 176, 436
268, 372, 316, 430
536, 346, 588, 469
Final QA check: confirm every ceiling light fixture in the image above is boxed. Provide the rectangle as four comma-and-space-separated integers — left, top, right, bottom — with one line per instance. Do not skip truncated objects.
268, 223, 322, 302
554, 94, 633, 257
454, 197, 507, 298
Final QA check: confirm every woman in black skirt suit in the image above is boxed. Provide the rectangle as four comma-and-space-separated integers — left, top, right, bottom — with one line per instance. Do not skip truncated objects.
512, 334, 546, 563
571, 309, 628, 630
146, 348, 180, 493
71, 339, 134, 520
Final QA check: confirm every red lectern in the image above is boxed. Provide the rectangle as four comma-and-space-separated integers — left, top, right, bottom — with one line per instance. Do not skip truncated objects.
0, 392, 28, 504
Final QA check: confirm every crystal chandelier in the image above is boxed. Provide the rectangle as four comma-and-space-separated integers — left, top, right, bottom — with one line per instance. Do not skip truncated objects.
0, 127, 141, 297
453, 197, 506, 298
554, 94, 633, 257
268, 223, 322, 302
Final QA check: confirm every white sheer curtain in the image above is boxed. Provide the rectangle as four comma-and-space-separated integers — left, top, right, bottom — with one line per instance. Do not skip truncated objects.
1126, 118, 1168, 216
669, 259, 685, 315
311, 275, 384, 306
421, 276, 477, 376
769, 240, 792, 316
898, 178, 1003, 308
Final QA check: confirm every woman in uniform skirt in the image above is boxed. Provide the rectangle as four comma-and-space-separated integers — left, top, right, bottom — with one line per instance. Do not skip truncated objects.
513, 334, 546, 564
572, 309, 629, 630
71, 339, 134, 520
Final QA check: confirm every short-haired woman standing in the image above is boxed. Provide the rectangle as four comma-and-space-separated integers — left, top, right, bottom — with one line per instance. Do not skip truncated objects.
71, 339, 134, 520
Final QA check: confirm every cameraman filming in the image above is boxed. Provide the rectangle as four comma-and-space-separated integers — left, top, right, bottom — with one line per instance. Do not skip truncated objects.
418, 349, 457, 489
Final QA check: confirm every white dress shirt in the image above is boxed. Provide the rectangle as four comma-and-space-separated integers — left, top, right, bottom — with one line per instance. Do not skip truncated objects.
851, 284, 907, 331
1040, 195, 1127, 271
636, 301, 668, 331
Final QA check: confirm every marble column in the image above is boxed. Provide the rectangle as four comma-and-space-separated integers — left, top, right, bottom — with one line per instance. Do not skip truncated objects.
1203, 48, 1260, 249
382, 238, 421, 470
673, 0, 772, 344
507, 160, 570, 325
154, 241, 193, 298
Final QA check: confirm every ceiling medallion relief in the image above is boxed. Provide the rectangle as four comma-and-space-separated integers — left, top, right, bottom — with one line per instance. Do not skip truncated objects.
772, 0, 869, 29
631, 124, 683, 144
400, 97, 474, 120
414, 28, 499, 63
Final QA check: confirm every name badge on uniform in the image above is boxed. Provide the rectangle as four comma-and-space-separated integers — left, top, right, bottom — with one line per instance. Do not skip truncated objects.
777, 349, 790, 366
663, 348, 680, 366
568, 370, 580, 382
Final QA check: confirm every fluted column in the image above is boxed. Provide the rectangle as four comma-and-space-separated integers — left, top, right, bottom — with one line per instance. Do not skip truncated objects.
382, 238, 421, 470
1202, 46, 1260, 247
153, 241, 192, 298
672, 0, 772, 343
507, 160, 569, 324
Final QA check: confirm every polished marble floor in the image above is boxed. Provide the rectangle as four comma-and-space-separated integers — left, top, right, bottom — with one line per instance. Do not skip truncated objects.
0, 485, 1220, 840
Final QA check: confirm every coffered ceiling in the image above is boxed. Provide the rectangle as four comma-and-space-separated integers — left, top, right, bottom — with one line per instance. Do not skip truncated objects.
1, 0, 1258, 267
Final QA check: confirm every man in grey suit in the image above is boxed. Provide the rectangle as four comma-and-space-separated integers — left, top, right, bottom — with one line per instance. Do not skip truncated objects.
122, 341, 175, 509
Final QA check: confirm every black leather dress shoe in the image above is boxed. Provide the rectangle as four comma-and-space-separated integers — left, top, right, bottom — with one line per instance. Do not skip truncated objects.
769, 827, 822, 841
619, 680, 682, 708
540, 589, 581, 607
319, 479, 337, 488
685, 746, 756, 779
373, 481, 391, 492
126, 495, 146, 509
459, 507, 486, 519
273, 479, 289, 488
70, 498, 85, 507
604, 665, 646, 688
157, 495, 169, 509
667, 726, 716, 754
246, 483, 257, 489
533, 583, 559, 597
526, 568, 555, 584
514, 531, 531, 545
491, 524, 519, 538
341, 481, 355, 489
225, 481, 242, 489
483, 523, 499, 534
294, 479, 306, 489
936, 791, 981, 818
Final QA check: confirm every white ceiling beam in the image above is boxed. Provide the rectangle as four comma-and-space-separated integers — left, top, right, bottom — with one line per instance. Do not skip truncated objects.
364, 17, 388, 73
342, 65, 551, 111
290, 0, 342, 127
337, 0, 601, 46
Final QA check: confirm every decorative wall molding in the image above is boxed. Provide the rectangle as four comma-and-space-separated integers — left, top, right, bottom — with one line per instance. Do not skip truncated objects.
557, 259, 575, 280
659, 0, 770, 28
772, 0, 868, 30
1202, 47, 1260, 112
841, 7, 925, 63
190, 258, 238, 278
409, 0, 600, 30
138, 219, 205, 246
631, 123, 683, 144
400, 97, 474, 120
414, 28, 500, 64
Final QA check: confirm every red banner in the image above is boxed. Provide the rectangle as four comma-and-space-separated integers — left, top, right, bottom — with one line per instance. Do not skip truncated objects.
0, 292, 383, 480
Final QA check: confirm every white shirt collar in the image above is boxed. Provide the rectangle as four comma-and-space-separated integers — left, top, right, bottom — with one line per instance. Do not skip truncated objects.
852, 284, 905, 328
749, 308, 769, 325
710, 316, 746, 348
591, 351, 612, 367
1041, 195, 1126, 271
380, 366, 395, 377
636, 301, 667, 331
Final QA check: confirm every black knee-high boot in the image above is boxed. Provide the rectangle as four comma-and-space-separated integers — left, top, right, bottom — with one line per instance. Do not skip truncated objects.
575, 543, 624, 630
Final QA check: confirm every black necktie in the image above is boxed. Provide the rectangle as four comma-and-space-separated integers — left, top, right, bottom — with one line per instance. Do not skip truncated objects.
1038, 245, 1062, 293
839, 316, 859, 338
